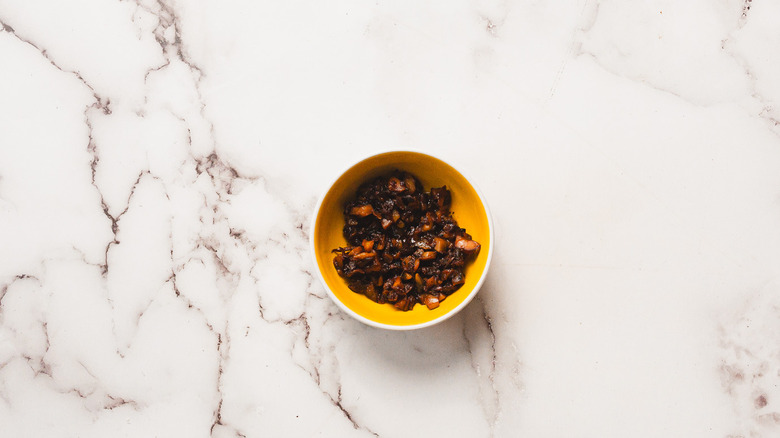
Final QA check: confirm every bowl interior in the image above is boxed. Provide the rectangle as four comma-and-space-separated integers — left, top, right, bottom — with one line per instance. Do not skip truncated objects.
312, 151, 491, 328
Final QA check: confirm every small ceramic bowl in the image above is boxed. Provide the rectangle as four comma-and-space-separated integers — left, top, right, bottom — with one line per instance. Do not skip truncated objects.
310, 151, 494, 330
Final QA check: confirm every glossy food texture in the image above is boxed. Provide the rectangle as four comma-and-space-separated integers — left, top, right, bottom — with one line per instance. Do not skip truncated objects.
311, 150, 492, 329
332, 171, 480, 311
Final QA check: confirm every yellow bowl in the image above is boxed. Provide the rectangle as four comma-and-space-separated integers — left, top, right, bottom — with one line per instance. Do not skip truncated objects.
310, 151, 494, 330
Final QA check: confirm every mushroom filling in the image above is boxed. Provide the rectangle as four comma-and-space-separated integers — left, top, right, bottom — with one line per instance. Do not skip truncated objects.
332, 171, 481, 311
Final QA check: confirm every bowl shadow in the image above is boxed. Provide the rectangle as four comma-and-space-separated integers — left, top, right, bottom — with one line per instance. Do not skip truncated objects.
347, 269, 499, 375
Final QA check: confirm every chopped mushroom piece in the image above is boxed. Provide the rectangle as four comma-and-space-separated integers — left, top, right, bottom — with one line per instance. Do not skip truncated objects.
454, 235, 481, 255
414, 273, 424, 289
433, 237, 449, 253
420, 251, 437, 261
332, 171, 481, 311
350, 205, 374, 217
388, 177, 405, 192
422, 294, 440, 310
404, 175, 417, 193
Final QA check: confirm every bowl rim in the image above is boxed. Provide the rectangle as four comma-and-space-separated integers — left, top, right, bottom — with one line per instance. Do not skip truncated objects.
309, 149, 495, 330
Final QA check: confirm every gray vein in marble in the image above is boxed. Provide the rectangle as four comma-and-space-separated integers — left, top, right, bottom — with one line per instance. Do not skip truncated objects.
66, 1, 250, 433
97, 171, 158, 358
0, 17, 116, 281
58, 360, 143, 413
573, 0, 780, 139
2, 276, 143, 414
209, 331, 230, 436
0, 18, 107, 109
549, 0, 598, 100
0, 16, 154, 301
577, 49, 692, 105
573, 8, 697, 108
728, 0, 769, 94
155, 153, 267, 438
0, 275, 38, 309
719, 285, 780, 437
152, 0, 202, 76
720, 7, 780, 136
92, 169, 149, 275
103, 394, 141, 411
77, 361, 143, 412
260, 281, 378, 434
463, 296, 501, 434
141, 0, 219, 156
236, 200, 380, 435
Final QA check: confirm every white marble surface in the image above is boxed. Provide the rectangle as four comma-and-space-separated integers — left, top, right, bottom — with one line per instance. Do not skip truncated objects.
1, 0, 780, 436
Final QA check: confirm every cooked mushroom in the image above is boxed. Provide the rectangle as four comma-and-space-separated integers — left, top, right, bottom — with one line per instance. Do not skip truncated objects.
433, 237, 449, 253
350, 205, 374, 217
332, 171, 481, 311
419, 251, 437, 261
454, 235, 481, 255
422, 294, 440, 310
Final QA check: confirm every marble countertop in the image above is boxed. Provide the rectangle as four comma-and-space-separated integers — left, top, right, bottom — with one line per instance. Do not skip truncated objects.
2, 0, 780, 436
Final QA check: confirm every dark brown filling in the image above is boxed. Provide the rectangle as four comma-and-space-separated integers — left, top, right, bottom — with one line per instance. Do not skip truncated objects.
332, 171, 480, 311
